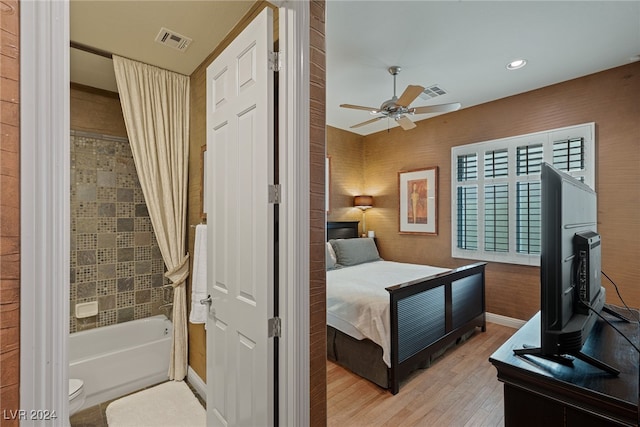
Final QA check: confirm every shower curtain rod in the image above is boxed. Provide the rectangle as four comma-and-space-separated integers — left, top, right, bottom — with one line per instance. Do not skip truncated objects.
70, 41, 113, 59
69, 42, 188, 77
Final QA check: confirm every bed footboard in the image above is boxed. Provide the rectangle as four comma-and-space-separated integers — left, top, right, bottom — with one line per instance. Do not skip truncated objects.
386, 262, 486, 394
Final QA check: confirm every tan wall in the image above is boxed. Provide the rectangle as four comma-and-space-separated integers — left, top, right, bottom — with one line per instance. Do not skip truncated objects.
0, 0, 20, 423
326, 126, 365, 231
328, 62, 640, 321
309, 1, 327, 424
0, 0, 20, 422
70, 84, 128, 138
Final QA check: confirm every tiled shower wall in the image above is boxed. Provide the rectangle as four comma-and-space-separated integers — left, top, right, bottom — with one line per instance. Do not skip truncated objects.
70, 130, 171, 333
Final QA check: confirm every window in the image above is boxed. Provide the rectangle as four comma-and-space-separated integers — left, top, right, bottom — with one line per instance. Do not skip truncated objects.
451, 123, 595, 266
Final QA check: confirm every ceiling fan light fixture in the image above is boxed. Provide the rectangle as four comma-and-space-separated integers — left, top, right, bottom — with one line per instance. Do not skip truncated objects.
340, 66, 461, 131
506, 59, 527, 70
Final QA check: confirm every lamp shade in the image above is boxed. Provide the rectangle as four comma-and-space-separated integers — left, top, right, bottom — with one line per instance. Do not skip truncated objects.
354, 195, 373, 209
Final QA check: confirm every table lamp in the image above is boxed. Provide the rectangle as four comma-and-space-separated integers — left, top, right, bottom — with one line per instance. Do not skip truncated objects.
354, 195, 373, 237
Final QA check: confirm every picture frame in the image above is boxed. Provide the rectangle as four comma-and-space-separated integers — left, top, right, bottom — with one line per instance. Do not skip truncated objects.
398, 166, 438, 235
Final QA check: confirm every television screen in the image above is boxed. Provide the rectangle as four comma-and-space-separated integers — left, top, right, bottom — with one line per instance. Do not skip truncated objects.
539, 162, 603, 355
514, 163, 619, 375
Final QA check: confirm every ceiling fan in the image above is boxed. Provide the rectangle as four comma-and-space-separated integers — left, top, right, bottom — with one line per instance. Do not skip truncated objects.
340, 66, 462, 131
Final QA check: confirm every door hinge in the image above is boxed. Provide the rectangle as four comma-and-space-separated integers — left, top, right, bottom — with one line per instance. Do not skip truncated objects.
268, 184, 281, 204
268, 317, 281, 338
269, 50, 281, 72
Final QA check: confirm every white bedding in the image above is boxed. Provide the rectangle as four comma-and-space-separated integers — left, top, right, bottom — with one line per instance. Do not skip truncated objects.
326, 260, 450, 367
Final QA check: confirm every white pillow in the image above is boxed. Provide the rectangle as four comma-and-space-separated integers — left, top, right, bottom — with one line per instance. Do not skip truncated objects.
327, 242, 337, 263
326, 242, 338, 270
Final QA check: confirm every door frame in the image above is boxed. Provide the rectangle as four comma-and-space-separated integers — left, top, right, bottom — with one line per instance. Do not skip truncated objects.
20, 0, 71, 424
19, 0, 311, 425
271, 1, 311, 423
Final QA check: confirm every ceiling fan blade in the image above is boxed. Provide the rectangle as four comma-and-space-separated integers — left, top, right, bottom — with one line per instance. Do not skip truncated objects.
396, 115, 416, 130
395, 85, 425, 107
350, 116, 383, 129
340, 103, 380, 113
411, 102, 462, 115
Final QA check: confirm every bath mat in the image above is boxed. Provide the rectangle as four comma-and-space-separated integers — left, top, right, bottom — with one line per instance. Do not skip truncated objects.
106, 381, 205, 426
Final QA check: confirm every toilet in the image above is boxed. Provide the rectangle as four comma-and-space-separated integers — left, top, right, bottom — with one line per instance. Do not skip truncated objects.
68, 379, 86, 416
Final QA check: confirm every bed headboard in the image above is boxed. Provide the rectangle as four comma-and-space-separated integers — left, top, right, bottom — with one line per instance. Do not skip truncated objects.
327, 221, 359, 241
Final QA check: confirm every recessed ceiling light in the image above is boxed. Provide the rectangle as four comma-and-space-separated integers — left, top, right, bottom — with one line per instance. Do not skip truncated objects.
506, 59, 527, 70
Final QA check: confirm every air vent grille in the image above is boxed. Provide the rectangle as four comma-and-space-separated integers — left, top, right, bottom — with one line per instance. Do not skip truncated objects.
419, 84, 447, 100
154, 27, 192, 52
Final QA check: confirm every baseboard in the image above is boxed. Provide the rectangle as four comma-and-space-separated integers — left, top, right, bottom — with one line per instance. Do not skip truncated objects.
187, 366, 207, 401
486, 312, 526, 329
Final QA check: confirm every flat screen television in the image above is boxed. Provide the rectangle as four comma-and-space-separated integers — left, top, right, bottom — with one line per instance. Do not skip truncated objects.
514, 162, 620, 375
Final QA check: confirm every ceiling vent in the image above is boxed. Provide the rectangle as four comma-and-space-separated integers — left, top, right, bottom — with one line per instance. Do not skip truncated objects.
154, 27, 192, 52
419, 84, 448, 100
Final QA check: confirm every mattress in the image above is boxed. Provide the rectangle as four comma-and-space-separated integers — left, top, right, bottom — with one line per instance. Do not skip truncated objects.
326, 260, 450, 367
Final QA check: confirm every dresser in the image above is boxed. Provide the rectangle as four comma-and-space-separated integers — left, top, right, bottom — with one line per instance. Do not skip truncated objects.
489, 310, 639, 426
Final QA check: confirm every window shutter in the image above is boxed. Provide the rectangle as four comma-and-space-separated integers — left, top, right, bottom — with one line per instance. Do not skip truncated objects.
452, 123, 594, 266
484, 149, 508, 178
553, 137, 585, 172
457, 154, 478, 181
457, 186, 478, 250
516, 181, 541, 254
517, 144, 543, 175
484, 184, 509, 252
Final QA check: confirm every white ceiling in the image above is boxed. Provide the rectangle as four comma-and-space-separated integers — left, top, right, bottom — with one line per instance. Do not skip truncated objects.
70, 1, 255, 91
70, 1, 640, 136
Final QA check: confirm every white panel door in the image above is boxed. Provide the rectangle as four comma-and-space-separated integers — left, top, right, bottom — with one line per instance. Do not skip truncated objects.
205, 8, 275, 427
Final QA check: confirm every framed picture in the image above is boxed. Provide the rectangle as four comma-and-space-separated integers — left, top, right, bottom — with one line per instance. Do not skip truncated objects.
398, 166, 438, 235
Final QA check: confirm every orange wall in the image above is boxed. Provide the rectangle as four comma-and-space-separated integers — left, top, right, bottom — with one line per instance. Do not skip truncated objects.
328, 62, 640, 321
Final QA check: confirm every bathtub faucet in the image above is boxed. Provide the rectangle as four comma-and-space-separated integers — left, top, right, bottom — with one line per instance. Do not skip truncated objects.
161, 285, 173, 303
159, 302, 173, 321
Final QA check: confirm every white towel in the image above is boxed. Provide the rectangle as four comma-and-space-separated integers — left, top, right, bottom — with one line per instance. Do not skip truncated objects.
189, 224, 208, 324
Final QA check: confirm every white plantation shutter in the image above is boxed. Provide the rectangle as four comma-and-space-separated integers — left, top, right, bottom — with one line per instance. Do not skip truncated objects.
484, 149, 509, 253
452, 123, 594, 266
553, 137, 586, 173
456, 154, 478, 250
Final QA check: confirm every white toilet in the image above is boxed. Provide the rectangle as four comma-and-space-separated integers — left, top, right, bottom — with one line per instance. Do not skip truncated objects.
69, 379, 86, 416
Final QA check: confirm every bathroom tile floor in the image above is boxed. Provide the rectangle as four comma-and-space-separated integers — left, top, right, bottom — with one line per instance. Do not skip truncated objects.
70, 380, 205, 427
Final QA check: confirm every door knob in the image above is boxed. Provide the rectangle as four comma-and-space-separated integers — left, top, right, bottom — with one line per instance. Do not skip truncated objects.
200, 295, 218, 316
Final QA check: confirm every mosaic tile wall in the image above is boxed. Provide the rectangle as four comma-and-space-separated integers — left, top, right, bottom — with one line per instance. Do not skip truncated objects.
70, 130, 172, 333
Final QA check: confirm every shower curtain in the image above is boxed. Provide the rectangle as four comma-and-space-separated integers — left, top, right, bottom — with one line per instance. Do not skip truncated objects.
113, 55, 190, 380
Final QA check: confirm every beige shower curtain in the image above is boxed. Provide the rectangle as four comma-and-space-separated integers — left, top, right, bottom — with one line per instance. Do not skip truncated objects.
113, 55, 190, 380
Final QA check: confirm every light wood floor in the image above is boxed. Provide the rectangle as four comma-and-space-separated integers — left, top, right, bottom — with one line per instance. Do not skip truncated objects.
327, 322, 516, 427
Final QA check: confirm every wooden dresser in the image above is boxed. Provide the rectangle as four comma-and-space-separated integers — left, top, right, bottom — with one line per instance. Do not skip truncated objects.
489, 310, 639, 426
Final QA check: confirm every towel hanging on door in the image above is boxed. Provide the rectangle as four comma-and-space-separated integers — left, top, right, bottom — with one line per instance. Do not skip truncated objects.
189, 224, 208, 324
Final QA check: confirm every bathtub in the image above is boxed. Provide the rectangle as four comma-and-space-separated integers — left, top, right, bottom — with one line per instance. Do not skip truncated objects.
69, 314, 173, 410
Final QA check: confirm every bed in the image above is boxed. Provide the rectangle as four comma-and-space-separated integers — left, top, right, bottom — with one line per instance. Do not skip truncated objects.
326, 221, 486, 394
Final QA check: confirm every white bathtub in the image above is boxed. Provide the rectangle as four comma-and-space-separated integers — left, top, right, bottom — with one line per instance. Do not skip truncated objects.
69, 314, 173, 410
